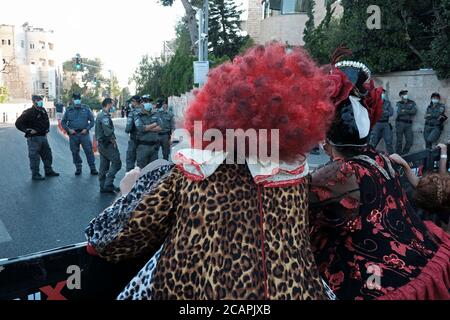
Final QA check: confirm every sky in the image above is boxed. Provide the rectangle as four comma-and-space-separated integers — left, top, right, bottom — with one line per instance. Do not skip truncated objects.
1, 0, 249, 89
1, 0, 187, 88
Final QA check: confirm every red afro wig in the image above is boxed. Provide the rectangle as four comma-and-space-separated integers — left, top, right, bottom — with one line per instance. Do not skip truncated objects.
184, 43, 336, 162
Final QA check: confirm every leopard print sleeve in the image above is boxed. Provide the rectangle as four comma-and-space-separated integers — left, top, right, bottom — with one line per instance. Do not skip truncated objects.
85, 164, 176, 263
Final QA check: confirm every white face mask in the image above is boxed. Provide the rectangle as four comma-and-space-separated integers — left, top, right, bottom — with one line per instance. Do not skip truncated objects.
402, 95, 408, 100
432, 99, 440, 104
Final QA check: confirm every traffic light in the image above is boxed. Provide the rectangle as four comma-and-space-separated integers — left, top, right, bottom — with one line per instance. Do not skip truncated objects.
75, 54, 82, 71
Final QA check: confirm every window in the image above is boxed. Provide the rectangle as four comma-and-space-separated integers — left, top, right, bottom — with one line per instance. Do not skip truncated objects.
30, 61, 35, 65
48, 60, 54, 67
282, 0, 307, 14
42, 83, 46, 89
30, 43, 35, 49
1, 40, 5, 45
48, 43, 54, 50
21, 40, 25, 48
39, 41, 45, 49
8, 39, 11, 45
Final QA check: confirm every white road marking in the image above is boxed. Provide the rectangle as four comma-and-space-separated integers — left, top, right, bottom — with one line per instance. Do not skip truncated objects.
0, 220, 12, 244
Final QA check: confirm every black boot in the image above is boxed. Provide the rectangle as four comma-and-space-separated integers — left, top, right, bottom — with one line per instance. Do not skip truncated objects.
75, 168, 82, 176
90, 168, 99, 176
32, 173, 45, 181
45, 171, 60, 177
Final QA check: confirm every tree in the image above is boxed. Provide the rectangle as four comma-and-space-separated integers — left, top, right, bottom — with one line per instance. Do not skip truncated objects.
131, 55, 166, 98
160, 0, 204, 55
0, 86, 9, 103
208, 0, 248, 59
303, 0, 450, 78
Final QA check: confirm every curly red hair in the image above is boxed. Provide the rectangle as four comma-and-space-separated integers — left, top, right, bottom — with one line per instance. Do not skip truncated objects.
184, 43, 336, 162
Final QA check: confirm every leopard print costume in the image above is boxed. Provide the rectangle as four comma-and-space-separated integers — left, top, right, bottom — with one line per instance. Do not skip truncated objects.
87, 164, 328, 300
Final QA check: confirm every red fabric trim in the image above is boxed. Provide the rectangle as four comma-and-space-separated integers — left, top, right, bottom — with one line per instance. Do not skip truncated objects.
262, 177, 306, 188
173, 153, 205, 180
253, 164, 306, 184
176, 164, 204, 181
377, 221, 450, 300
86, 243, 98, 256
258, 185, 269, 299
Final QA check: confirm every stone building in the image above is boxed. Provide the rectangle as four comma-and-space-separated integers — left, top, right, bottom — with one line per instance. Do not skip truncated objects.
246, 0, 343, 46
0, 23, 63, 102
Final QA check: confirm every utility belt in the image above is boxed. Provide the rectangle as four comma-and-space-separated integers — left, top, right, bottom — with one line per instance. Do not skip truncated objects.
396, 119, 412, 124
378, 120, 390, 123
137, 140, 159, 146
158, 132, 170, 136
425, 123, 442, 128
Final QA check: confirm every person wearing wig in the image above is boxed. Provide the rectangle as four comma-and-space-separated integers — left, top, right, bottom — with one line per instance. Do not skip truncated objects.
309, 49, 450, 300
85, 43, 337, 300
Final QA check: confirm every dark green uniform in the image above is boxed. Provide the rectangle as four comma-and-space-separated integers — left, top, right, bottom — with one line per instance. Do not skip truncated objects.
158, 110, 174, 160
95, 110, 122, 191
395, 99, 417, 155
370, 100, 394, 154
424, 102, 446, 149
125, 106, 141, 172
135, 109, 162, 168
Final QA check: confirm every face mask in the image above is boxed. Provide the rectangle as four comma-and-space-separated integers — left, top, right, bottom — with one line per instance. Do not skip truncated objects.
402, 95, 408, 100
382, 94, 386, 100
36, 101, 44, 108
74, 99, 81, 106
144, 103, 153, 112
129, 103, 132, 108
432, 99, 439, 104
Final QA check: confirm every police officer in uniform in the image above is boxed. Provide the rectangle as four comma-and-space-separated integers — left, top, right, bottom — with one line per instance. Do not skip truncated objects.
62, 93, 98, 176
125, 95, 142, 172
156, 99, 175, 160
135, 98, 162, 168
395, 90, 417, 155
15, 95, 60, 181
370, 89, 394, 154
95, 98, 122, 193
424, 92, 447, 149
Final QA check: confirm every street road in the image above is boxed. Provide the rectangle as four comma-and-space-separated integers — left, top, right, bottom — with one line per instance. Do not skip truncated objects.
0, 119, 329, 259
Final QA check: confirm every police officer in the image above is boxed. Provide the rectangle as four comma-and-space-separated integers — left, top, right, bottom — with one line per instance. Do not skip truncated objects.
370, 89, 394, 154
135, 98, 162, 168
62, 93, 98, 176
156, 99, 175, 160
125, 95, 142, 172
95, 98, 122, 193
15, 95, 60, 181
424, 93, 447, 149
395, 90, 417, 155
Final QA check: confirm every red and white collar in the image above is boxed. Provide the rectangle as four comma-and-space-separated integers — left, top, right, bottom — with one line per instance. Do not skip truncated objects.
173, 148, 309, 188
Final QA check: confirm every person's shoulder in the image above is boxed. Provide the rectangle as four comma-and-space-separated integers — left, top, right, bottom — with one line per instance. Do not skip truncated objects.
21, 107, 35, 115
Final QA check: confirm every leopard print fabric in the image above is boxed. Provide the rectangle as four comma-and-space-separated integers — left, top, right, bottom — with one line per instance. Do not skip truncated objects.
93, 163, 328, 300
85, 164, 173, 259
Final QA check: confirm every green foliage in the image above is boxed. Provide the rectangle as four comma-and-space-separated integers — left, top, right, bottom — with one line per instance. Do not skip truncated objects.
0, 86, 9, 103
160, 48, 195, 97
304, 0, 450, 79
208, 0, 247, 60
131, 55, 167, 98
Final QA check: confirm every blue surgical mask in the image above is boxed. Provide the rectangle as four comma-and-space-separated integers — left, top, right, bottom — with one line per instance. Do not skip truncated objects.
74, 99, 81, 106
382, 94, 386, 100
432, 99, 439, 104
110, 106, 116, 113
144, 103, 153, 112
36, 101, 44, 108
402, 95, 408, 100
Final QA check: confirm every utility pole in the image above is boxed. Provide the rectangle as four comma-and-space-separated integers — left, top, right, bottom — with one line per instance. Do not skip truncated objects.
194, 0, 210, 86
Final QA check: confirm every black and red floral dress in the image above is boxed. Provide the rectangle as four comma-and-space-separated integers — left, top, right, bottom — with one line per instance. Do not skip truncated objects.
309, 147, 450, 300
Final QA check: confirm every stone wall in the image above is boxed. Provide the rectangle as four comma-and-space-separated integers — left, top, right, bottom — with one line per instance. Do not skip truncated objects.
373, 70, 450, 153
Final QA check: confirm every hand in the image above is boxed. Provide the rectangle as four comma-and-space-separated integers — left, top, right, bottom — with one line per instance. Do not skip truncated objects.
81, 129, 88, 136
437, 143, 447, 155
120, 167, 141, 195
389, 154, 409, 168
29, 129, 38, 135
111, 139, 118, 149
69, 129, 76, 135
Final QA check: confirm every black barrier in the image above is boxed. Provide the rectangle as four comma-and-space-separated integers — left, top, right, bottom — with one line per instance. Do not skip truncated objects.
0, 242, 153, 300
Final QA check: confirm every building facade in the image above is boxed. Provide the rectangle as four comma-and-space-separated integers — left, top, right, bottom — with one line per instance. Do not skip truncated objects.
246, 0, 342, 46
0, 23, 63, 103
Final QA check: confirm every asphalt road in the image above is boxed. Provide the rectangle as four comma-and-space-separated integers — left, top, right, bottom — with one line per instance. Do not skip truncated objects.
0, 119, 329, 259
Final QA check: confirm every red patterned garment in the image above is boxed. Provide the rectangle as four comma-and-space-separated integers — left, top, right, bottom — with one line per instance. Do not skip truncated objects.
309, 147, 450, 300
